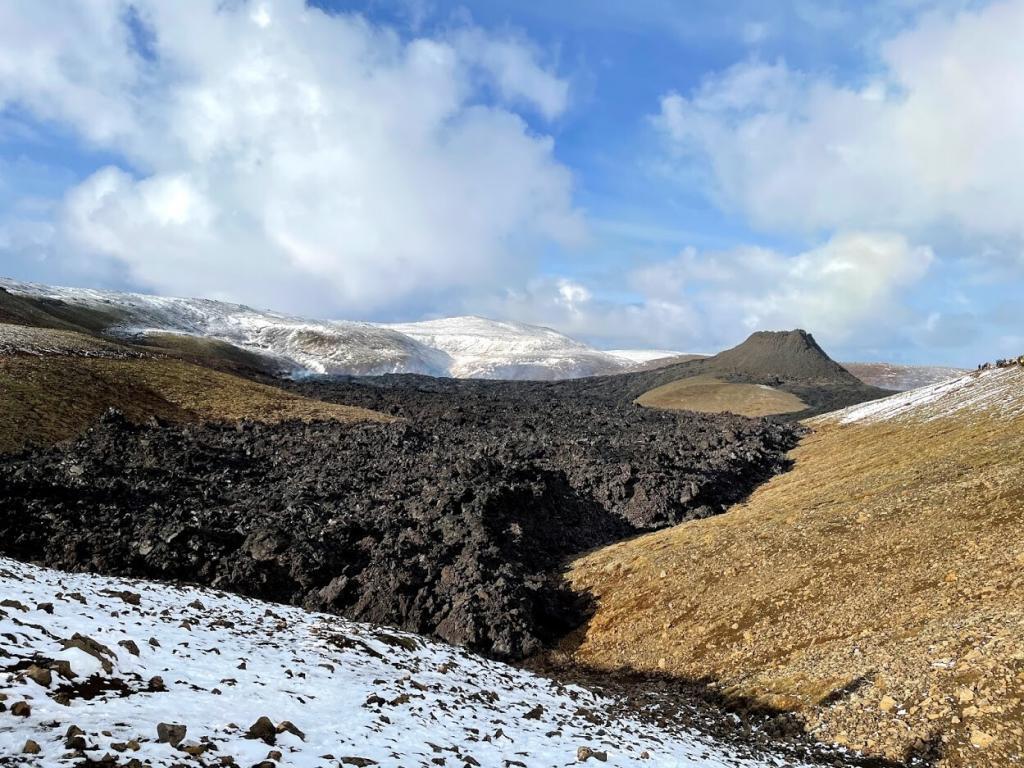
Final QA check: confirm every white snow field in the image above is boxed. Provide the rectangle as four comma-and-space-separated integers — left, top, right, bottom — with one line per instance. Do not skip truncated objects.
0, 279, 648, 380
816, 365, 1024, 425
0, 557, 816, 768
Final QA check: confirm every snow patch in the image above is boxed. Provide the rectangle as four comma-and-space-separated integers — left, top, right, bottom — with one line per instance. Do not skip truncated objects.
816, 366, 1024, 425
0, 557, 816, 767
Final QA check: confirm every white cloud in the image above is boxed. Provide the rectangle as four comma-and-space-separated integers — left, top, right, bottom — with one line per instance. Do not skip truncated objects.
0, 0, 583, 314
653, 0, 1024, 251
483, 232, 932, 352
452, 29, 569, 120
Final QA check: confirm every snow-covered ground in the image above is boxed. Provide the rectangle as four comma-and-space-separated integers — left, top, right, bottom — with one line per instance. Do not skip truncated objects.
602, 349, 685, 365
816, 365, 1024, 425
0, 279, 647, 380
839, 361, 967, 392
0, 557, 819, 768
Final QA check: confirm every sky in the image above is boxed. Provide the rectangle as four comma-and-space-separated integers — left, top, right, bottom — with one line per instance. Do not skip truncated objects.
1, 0, 1022, 365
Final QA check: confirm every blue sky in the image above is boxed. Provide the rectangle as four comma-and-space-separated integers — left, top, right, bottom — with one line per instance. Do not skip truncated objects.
1, 0, 1021, 365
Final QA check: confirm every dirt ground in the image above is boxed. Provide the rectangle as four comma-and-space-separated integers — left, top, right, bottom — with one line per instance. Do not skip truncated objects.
636, 375, 808, 417
561, 412, 1024, 767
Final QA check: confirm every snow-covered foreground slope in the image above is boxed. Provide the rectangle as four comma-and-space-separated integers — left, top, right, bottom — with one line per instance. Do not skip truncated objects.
817, 365, 1024, 425
0, 279, 638, 380
0, 557, 817, 768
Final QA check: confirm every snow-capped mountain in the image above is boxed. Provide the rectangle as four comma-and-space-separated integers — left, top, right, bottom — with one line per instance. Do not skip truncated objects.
817, 365, 1024, 424
385, 315, 627, 379
0, 556, 817, 768
0, 278, 638, 380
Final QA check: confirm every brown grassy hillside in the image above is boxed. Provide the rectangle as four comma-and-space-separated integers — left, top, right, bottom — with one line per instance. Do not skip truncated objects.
562, 371, 1024, 767
0, 325, 391, 453
636, 375, 807, 417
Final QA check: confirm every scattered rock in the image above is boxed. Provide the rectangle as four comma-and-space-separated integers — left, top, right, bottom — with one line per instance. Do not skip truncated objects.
577, 746, 608, 762
11, 700, 31, 717
246, 716, 277, 745
341, 758, 379, 767
156, 722, 187, 747
971, 730, 995, 749
26, 664, 52, 687
22, 739, 41, 754
118, 639, 141, 656
276, 720, 305, 741
61, 633, 115, 673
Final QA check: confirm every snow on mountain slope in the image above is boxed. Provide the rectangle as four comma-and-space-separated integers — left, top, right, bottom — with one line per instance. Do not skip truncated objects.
0, 557, 816, 768
0, 278, 450, 377
817, 365, 1024, 425
385, 316, 627, 379
0, 279, 643, 380
840, 361, 967, 392
604, 349, 686, 364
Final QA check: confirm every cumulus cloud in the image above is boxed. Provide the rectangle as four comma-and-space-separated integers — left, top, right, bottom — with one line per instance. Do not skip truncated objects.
0, 0, 583, 314
482, 232, 932, 352
653, 0, 1024, 253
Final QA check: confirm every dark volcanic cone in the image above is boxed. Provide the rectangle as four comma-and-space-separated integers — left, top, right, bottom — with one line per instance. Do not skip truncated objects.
705, 329, 863, 385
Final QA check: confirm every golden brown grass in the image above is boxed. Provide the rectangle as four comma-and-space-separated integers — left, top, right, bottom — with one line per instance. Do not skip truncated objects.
0, 355, 392, 453
562, 414, 1024, 766
636, 375, 807, 417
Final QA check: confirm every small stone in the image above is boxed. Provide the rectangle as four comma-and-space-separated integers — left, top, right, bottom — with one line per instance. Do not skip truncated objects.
879, 695, 897, 713
157, 722, 187, 747
276, 720, 305, 741
267, 750, 283, 760
246, 716, 277, 745
341, 759, 378, 767
23, 740, 41, 754
11, 701, 31, 717
577, 746, 608, 763
26, 664, 52, 687
971, 730, 995, 749
148, 675, 166, 692
118, 639, 141, 656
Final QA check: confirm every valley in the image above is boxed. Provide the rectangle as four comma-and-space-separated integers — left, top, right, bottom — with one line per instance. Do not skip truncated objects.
0, 279, 1017, 768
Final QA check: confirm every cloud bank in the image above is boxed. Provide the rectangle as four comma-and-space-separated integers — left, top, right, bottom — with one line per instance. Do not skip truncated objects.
654, 0, 1024, 254
0, 0, 583, 314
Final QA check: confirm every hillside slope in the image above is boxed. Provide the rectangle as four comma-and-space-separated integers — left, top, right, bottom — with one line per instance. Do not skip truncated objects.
0, 325, 389, 453
561, 366, 1024, 767
0, 556, 826, 768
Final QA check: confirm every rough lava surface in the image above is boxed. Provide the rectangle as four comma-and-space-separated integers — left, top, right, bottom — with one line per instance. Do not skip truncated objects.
0, 402, 799, 660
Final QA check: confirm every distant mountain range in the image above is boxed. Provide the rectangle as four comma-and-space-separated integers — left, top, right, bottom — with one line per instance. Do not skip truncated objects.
0, 278, 651, 380
0, 277, 963, 388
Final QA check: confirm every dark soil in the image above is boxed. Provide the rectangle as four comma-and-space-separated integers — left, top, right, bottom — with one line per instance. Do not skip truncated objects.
0, 393, 799, 659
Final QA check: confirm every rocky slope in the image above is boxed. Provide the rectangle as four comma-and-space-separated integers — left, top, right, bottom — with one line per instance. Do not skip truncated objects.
560, 365, 1024, 767
0, 556, 835, 768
